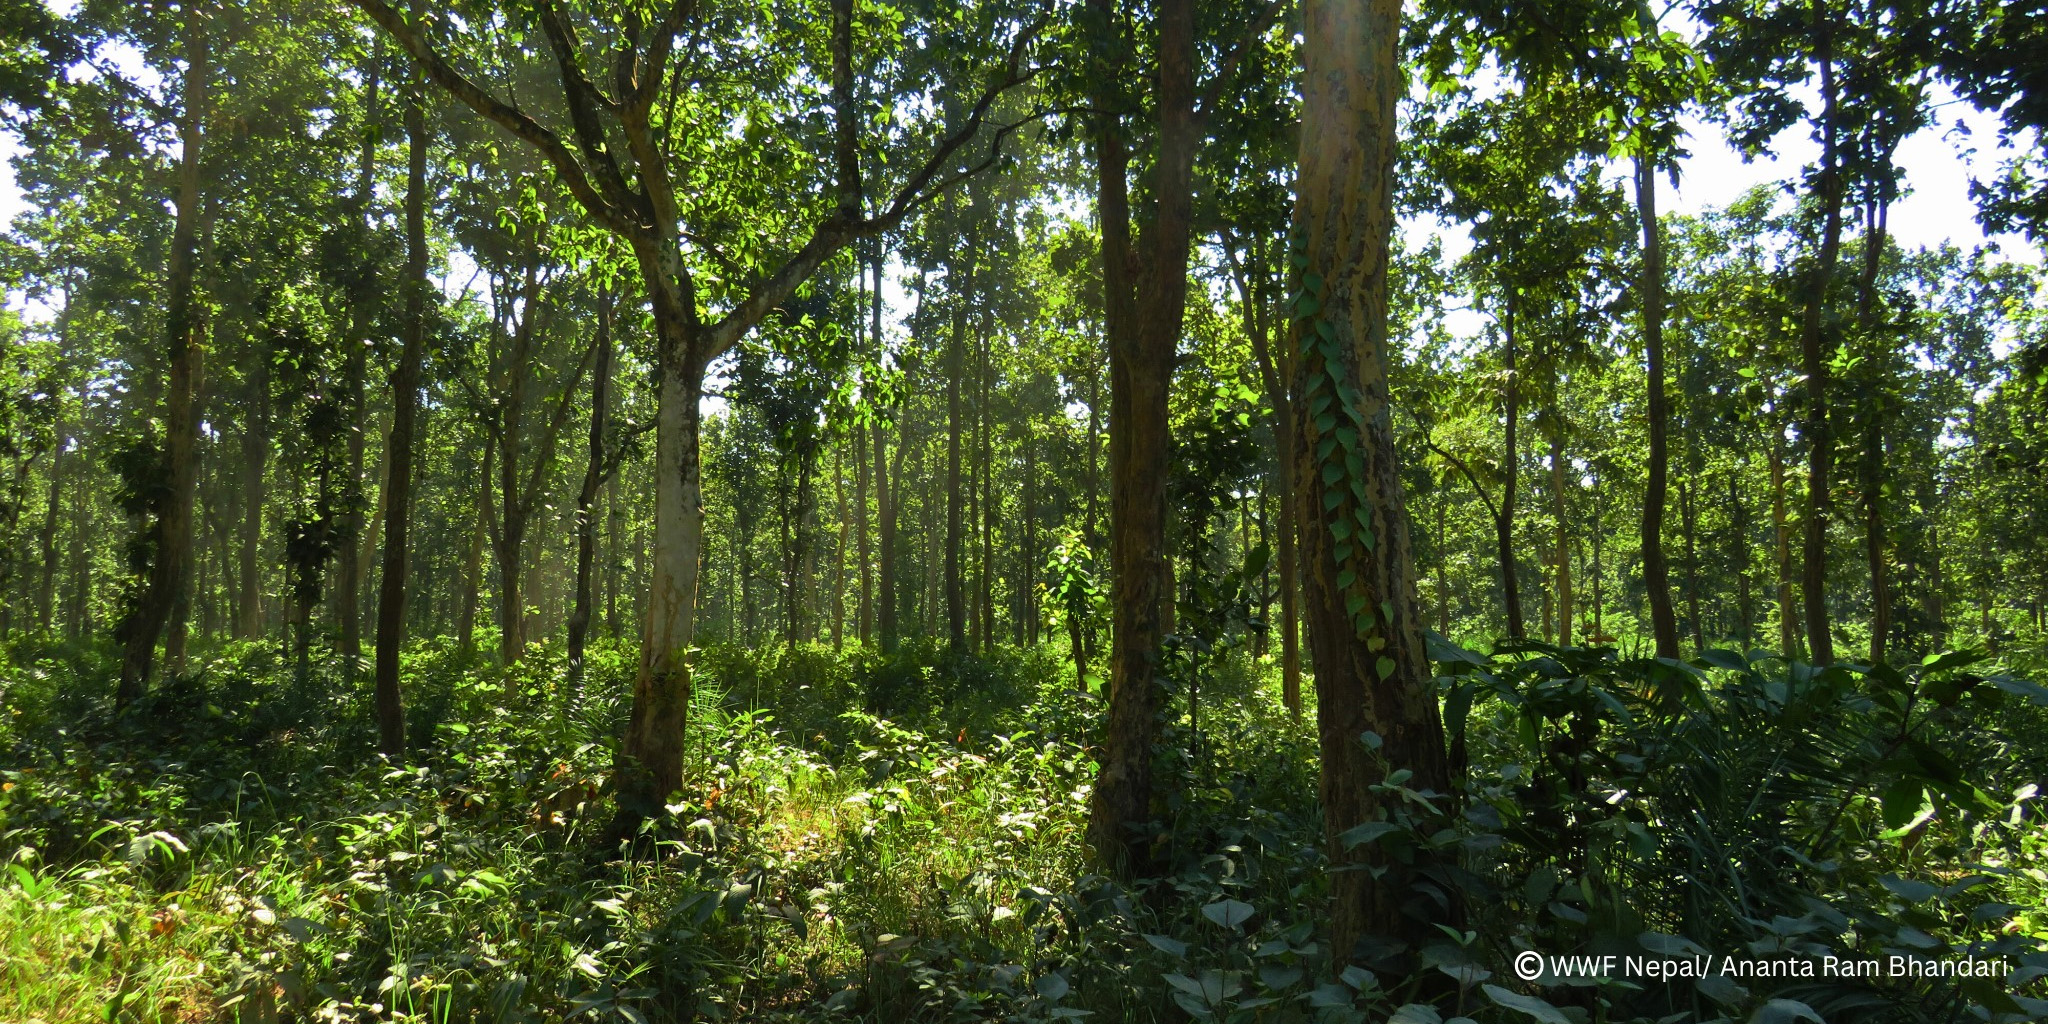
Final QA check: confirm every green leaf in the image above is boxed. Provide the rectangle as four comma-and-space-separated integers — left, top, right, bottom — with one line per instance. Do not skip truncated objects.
1482, 985, 1570, 1024
1748, 999, 1824, 1024
1337, 821, 1400, 849
1142, 934, 1189, 958
1200, 899, 1256, 930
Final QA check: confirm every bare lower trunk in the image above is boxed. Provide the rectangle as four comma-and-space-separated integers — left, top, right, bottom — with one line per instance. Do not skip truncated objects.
569, 291, 615, 680
1497, 301, 1523, 640
1086, 0, 1195, 877
118, 17, 210, 706
1636, 153, 1680, 660
1297, 0, 1454, 962
371, 62, 428, 759
1771, 426, 1800, 657
1800, 13, 1844, 665
1550, 426, 1572, 647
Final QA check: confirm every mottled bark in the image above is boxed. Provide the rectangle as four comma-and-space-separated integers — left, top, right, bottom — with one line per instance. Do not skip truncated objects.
1296, 0, 1453, 962
371, 62, 428, 759
1636, 153, 1681, 660
118, 15, 209, 706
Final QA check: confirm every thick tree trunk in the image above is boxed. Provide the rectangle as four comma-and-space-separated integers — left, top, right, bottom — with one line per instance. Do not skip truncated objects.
1636, 153, 1681, 660
1085, 0, 1195, 878
118, 16, 209, 706
1297, 0, 1454, 963
618, 237, 711, 816
371, 64, 428, 759
1799, 14, 1844, 665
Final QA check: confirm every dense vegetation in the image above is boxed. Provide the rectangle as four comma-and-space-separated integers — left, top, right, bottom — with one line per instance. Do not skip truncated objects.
2, 0, 2046, 1021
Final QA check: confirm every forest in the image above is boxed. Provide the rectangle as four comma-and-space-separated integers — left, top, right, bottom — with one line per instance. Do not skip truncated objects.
0, 0, 2046, 1021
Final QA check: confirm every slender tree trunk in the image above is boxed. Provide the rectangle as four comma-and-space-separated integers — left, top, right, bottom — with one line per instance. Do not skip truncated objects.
1730, 470, 1753, 649
1771, 420, 1800, 657
1679, 474, 1704, 651
945, 227, 977, 657
569, 288, 615, 681
1858, 195, 1892, 665
458, 435, 491, 657
1497, 300, 1524, 640
237, 353, 267, 639
36, 422, 64, 633
1636, 153, 1681, 660
876, 414, 897, 651
1297, 0, 1454, 962
1550, 423, 1572, 647
339, 55, 381, 677
1436, 499, 1450, 636
1243, 237, 1303, 715
371, 61, 427, 759
606, 465, 622, 636
1799, 9, 1845, 665
118, 15, 210, 706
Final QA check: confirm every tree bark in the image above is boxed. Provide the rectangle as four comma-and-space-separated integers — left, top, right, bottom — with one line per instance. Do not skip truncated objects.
371, 59, 428, 759
1497, 299, 1524, 640
1240, 235, 1303, 715
569, 287, 616, 680
118, 14, 209, 706
1550, 420, 1572, 647
1296, 0, 1454, 963
1799, 5, 1845, 665
1770, 418, 1800, 657
1083, 0, 1197, 879
945, 223, 978, 657
339, 53, 381, 676
1635, 153, 1681, 659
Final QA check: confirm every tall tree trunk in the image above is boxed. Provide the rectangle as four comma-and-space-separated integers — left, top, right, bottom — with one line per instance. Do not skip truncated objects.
118, 15, 209, 706
339, 54, 381, 678
36, 421, 64, 633
1771, 419, 1800, 657
1242, 236, 1303, 715
977, 308, 995, 653
945, 226, 978, 657
1730, 470, 1753, 649
1085, 0, 1195, 877
371, 60, 428, 759
458, 435, 491, 657
1550, 422, 1572, 647
876, 413, 897, 651
1858, 194, 1892, 665
1297, 0, 1454, 962
832, 449, 849, 650
1799, 7, 1845, 665
236, 351, 267, 639
1497, 299, 1524, 640
1679, 474, 1704, 651
856, 388, 873, 647
569, 288, 615, 681
606, 465, 622, 636
1636, 152, 1681, 660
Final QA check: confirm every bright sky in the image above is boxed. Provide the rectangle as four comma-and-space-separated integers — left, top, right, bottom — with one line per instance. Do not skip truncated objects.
4, 54, 2038, 349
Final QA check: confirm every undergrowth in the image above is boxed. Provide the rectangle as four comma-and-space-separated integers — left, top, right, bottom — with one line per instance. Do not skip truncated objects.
1, 634, 2046, 1023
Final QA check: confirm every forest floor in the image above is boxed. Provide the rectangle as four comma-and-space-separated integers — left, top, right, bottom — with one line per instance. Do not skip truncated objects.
2, 635, 2046, 1023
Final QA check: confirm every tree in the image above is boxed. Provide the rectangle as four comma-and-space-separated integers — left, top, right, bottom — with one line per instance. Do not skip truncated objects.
1295, 0, 1453, 961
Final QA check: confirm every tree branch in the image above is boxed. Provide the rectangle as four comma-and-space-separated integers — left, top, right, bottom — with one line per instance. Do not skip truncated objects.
345, 0, 637, 234
1426, 436, 1504, 524
1194, 0, 1288, 128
